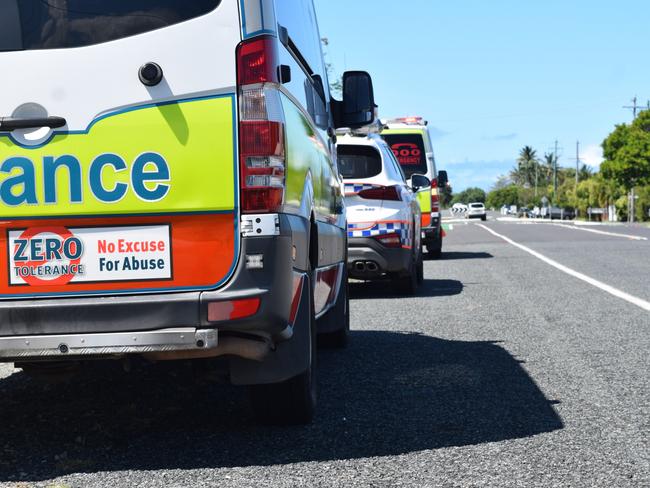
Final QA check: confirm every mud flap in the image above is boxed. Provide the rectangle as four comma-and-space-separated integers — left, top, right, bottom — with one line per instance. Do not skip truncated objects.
229, 273, 312, 385
316, 266, 347, 335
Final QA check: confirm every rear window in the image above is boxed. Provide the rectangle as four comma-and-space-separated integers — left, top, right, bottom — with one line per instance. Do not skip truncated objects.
470, 203, 484, 208
381, 133, 428, 179
0, 0, 221, 52
338, 145, 382, 180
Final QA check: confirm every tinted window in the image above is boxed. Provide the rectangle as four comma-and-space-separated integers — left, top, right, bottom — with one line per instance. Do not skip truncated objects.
276, 0, 328, 82
382, 145, 407, 183
276, 0, 330, 129
0, 0, 220, 51
381, 133, 428, 179
338, 145, 382, 179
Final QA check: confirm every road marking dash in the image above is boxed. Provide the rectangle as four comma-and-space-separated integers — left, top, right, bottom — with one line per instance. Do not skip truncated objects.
478, 224, 650, 312
551, 223, 647, 241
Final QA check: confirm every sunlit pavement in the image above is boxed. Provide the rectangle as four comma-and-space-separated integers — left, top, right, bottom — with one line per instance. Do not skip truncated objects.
0, 219, 648, 487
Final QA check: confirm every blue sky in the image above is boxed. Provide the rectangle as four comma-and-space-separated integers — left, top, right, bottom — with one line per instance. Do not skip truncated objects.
315, 0, 650, 191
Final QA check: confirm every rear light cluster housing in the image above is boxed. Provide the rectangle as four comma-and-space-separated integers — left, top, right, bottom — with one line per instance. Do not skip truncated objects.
236, 36, 286, 213
430, 177, 440, 214
357, 185, 402, 201
374, 233, 402, 248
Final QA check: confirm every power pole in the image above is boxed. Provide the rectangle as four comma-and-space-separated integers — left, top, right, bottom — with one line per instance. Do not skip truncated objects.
575, 141, 580, 218
553, 140, 559, 197
623, 96, 641, 119
575, 140, 580, 191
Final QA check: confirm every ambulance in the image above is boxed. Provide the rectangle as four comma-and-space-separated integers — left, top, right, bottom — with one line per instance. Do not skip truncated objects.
0, 0, 375, 424
381, 117, 448, 258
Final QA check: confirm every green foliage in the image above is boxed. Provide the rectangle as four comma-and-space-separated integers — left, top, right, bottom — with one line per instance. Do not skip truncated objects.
601, 110, 650, 190
634, 186, 650, 221
489, 111, 650, 221
543, 152, 557, 185
486, 185, 519, 208
452, 187, 486, 205
511, 146, 540, 187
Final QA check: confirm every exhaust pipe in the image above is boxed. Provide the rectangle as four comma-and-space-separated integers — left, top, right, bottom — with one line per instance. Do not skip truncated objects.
355, 261, 366, 272
365, 261, 379, 272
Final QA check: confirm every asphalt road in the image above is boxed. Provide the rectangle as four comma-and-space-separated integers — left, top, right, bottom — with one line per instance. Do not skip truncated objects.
0, 218, 648, 487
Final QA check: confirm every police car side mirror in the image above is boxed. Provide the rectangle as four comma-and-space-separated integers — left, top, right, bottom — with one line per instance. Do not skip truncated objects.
437, 170, 448, 187
333, 71, 376, 129
411, 174, 431, 192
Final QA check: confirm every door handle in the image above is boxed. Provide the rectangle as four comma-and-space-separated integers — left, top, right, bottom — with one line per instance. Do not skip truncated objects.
0, 116, 67, 131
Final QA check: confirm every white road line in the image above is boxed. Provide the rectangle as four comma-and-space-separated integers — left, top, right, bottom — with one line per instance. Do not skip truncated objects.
478, 224, 650, 312
551, 223, 648, 241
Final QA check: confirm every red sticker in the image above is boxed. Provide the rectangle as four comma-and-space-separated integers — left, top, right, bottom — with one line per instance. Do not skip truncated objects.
12, 227, 82, 286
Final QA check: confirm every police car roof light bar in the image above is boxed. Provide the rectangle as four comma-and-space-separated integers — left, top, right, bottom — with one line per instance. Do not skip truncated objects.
335, 118, 385, 137
382, 116, 428, 126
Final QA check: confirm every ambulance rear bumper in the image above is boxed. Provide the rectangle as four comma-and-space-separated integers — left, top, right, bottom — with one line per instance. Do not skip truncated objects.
0, 215, 309, 346
0, 327, 218, 360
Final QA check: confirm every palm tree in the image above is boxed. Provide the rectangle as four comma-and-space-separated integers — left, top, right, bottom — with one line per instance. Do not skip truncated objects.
578, 164, 594, 181
543, 152, 557, 187
511, 146, 539, 188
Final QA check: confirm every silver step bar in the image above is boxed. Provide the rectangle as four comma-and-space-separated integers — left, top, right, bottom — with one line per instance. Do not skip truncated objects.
0, 327, 218, 359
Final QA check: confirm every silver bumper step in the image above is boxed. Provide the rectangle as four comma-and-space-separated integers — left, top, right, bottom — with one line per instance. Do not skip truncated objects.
0, 328, 218, 359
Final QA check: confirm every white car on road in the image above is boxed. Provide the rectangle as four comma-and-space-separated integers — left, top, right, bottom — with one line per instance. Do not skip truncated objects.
466, 202, 487, 220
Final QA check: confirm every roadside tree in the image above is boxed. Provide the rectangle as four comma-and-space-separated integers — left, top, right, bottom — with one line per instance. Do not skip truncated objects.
601, 110, 650, 190
486, 184, 519, 209
452, 187, 486, 205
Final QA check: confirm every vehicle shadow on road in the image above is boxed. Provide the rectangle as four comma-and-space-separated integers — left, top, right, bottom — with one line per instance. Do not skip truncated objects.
349, 279, 464, 300
0, 331, 563, 482
440, 251, 494, 260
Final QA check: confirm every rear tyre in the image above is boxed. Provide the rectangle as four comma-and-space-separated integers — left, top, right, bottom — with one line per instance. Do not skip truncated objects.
416, 246, 424, 285
249, 273, 317, 425
427, 246, 441, 259
481, 215, 487, 221
426, 238, 442, 259
393, 248, 418, 295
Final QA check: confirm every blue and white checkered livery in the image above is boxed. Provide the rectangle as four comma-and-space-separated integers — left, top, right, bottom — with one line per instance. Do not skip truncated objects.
344, 183, 377, 195
348, 221, 412, 248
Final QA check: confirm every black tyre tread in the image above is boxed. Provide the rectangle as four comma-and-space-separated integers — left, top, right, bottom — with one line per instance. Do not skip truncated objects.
249, 273, 317, 425
416, 247, 424, 285
427, 245, 442, 259
393, 249, 418, 295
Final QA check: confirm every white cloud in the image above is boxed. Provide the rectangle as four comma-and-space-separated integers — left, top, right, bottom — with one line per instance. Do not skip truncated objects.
581, 144, 604, 168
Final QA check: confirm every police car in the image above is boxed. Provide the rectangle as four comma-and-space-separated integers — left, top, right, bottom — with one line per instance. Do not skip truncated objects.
381, 117, 448, 259
0, 0, 376, 425
338, 128, 428, 294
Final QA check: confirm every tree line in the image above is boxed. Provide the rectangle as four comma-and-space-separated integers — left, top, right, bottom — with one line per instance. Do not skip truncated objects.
483, 110, 650, 221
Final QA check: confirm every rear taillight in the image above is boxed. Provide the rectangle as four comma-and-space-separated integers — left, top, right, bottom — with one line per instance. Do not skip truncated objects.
430, 177, 440, 213
237, 36, 280, 85
237, 36, 286, 214
358, 186, 402, 201
374, 233, 402, 248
